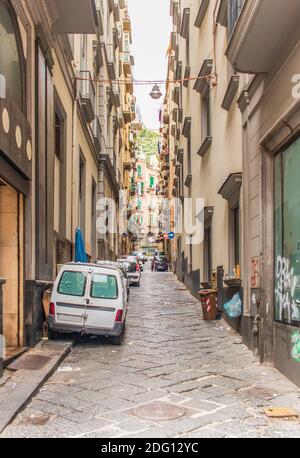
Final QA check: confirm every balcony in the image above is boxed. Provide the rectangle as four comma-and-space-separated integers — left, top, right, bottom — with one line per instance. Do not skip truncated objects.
113, 0, 120, 22
111, 83, 121, 108
123, 52, 132, 76
79, 71, 96, 124
93, 40, 103, 76
181, 8, 190, 39
105, 44, 116, 81
95, 0, 104, 35
123, 12, 132, 33
226, 0, 300, 74
93, 116, 102, 154
194, 0, 210, 29
123, 110, 133, 124
125, 79, 134, 95
45, 0, 98, 34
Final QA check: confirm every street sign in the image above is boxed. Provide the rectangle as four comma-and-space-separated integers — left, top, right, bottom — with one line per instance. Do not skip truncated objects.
168, 232, 175, 240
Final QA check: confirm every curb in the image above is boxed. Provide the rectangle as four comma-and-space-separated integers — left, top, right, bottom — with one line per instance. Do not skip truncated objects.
0, 339, 74, 434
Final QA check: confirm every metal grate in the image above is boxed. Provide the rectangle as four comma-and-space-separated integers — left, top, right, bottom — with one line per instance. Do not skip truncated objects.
8, 354, 52, 372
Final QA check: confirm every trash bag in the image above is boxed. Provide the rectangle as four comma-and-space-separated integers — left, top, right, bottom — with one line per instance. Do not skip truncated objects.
223, 293, 242, 319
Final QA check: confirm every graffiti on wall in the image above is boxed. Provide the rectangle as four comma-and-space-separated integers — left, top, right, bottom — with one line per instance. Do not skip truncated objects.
275, 256, 300, 323
291, 332, 300, 363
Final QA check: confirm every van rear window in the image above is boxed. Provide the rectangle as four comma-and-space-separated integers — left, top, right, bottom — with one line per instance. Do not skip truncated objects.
58, 271, 87, 297
91, 274, 118, 300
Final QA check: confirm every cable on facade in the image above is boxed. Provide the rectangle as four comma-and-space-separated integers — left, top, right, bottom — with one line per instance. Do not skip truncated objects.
75, 74, 216, 87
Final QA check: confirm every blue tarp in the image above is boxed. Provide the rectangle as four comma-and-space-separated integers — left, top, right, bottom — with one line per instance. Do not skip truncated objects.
75, 227, 87, 263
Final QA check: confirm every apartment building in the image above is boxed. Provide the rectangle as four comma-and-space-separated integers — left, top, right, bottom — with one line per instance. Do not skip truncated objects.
224, 0, 300, 385
0, 0, 136, 376
163, 0, 243, 298
163, 0, 300, 387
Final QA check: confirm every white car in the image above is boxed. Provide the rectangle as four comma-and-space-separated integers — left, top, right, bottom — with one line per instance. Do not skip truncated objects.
117, 259, 141, 287
47, 263, 128, 345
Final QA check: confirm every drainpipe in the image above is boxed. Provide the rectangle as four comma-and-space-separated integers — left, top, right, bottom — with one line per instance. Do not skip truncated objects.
71, 66, 79, 257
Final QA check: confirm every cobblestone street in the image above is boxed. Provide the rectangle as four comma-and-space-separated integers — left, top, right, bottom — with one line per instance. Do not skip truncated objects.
3, 271, 300, 438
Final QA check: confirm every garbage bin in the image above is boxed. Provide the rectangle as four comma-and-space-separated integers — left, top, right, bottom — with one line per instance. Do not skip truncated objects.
199, 289, 218, 321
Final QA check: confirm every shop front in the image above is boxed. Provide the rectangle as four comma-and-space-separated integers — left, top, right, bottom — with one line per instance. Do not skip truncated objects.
273, 136, 300, 385
0, 0, 32, 373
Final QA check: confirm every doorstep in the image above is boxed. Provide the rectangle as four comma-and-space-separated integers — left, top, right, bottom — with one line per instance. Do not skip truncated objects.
4, 347, 29, 368
0, 338, 74, 433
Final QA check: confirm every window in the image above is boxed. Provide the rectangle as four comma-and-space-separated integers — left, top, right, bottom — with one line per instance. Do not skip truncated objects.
137, 165, 142, 178
91, 179, 97, 256
91, 274, 118, 299
79, 154, 86, 237
228, 0, 245, 37
0, 0, 24, 110
203, 226, 212, 282
58, 271, 87, 297
189, 237, 193, 273
187, 138, 192, 175
274, 137, 300, 325
54, 97, 66, 237
124, 32, 130, 52
141, 182, 144, 196
137, 198, 142, 210
229, 205, 240, 274
234, 206, 240, 267
150, 176, 155, 188
36, 45, 54, 275
201, 87, 211, 142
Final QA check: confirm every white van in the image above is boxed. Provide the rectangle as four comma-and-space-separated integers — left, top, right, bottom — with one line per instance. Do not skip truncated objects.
47, 263, 128, 345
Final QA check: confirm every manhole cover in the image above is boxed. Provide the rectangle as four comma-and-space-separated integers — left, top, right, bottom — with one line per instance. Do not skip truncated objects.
134, 403, 186, 421
8, 354, 52, 371
242, 387, 277, 400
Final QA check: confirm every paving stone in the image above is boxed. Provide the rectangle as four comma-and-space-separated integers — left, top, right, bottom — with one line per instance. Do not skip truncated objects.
3, 271, 300, 438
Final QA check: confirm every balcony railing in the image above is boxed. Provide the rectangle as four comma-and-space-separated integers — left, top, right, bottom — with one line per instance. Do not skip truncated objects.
93, 116, 102, 154
79, 71, 96, 124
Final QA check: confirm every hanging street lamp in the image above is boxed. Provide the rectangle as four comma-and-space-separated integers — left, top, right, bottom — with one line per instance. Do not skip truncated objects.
150, 84, 162, 100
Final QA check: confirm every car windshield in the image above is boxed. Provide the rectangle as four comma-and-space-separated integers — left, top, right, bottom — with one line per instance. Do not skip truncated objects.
58, 271, 87, 297
91, 274, 118, 299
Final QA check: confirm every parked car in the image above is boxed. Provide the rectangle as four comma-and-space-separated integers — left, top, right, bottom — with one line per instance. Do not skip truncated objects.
97, 261, 130, 299
154, 255, 169, 272
132, 251, 147, 264
47, 263, 128, 345
117, 259, 141, 287
128, 254, 143, 272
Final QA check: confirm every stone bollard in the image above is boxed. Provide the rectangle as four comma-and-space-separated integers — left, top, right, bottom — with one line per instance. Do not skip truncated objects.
0, 278, 6, 379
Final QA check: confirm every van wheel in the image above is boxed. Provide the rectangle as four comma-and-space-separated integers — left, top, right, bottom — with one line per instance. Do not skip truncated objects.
111, 335, 122, 346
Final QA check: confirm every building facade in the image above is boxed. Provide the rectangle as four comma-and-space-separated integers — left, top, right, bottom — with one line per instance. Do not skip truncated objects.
163, 0, 300, 387
0, 0, 137, 376
224, 0, 300, 386
163, 0, 243, 297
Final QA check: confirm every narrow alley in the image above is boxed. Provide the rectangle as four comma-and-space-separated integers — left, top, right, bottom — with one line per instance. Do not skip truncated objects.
2, 270, 300, 439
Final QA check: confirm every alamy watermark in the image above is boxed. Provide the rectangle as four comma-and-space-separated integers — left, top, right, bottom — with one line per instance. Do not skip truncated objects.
292, 74, 300, 99
97, 195, 205, 245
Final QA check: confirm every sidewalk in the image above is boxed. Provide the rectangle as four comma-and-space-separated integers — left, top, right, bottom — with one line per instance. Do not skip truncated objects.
0, 339, 73, 433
